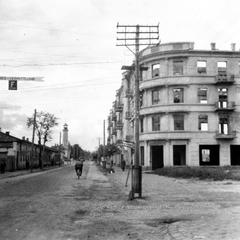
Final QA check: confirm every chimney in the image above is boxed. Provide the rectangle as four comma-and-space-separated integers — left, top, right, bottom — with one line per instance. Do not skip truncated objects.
22, 136, 25, 140
6, 131, 9, 135
231, 43, 236, 51
211, 43, 216, 50
0, 127, 1, 132
26, 138, 29, 141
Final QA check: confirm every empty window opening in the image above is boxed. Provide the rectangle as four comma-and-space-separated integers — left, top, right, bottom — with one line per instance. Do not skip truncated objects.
173, 115, 184, 130
140, 146, 144, 166
152, 90, 160, 105
173, 145, 186, 165
202, 149, 210, 162
173, 88, 184, 103
218, 61, 227, 75
219, 115, 229, 134
197, 61, 206, 73
152, 115, 161, 131
173, 61, 183, 75
152, 63, 160, 78
199, 115, 208, 131
140, 118, 144, 133
218, 88, 228, 108
198, 88, 207, 103
140, 91, 143, 107
199, 145, 219, 166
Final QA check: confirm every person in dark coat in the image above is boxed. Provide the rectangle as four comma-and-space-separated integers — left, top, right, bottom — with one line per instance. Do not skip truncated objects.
26, 160, 30, 171
121, 159, 126, 172
1, 160, 6, 174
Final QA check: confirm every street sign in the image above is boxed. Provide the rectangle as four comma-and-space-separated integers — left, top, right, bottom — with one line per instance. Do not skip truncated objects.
9, 80, 17, 90
0, 76, 44, 81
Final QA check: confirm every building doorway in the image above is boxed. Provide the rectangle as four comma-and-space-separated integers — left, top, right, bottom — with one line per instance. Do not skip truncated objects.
173, 145, 186, 165
199, 145, 219, 166
151, 145, 164, 170
230, 145, 240, 165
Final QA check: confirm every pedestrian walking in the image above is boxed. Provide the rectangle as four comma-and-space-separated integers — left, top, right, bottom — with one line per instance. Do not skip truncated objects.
121, 159, 126, 172
26, 160, 30, 171
0, 160, 6, 174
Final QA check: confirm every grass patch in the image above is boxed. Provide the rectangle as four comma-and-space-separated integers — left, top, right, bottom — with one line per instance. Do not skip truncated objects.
150, 166, 240, 181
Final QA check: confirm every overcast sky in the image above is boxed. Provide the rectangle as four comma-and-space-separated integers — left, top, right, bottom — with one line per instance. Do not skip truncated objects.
0, 0, 240, 151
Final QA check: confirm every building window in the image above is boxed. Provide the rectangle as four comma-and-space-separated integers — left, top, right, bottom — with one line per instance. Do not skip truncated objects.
173, 88, 184, 103
140, 118, 144, 133
140, 146, 144, 166
173, 61, 183, 75
202, 149, 210, 162
152, 63, 160, 78
198, 88, 207, 103
197, 61, 206, 73
152, 90, 160, 105
152, 115, 160, 131
219, 115, 229, 134
199, 115, 208, 131
218, 88, 228, 108
173, 115, 184, 130
218, 61, 227, 74
140, 91, 143, 107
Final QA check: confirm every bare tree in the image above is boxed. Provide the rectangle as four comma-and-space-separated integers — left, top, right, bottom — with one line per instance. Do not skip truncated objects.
27, 111, 58, 169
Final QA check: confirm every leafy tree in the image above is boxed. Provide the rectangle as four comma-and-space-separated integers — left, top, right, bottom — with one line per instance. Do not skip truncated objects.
98, 143, 120, 158
27, 111, 58, 169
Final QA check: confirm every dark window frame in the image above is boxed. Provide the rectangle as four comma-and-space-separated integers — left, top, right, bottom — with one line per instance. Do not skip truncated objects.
152, 63, 160, 78
152, 115, 161, 131
173, 60, 183, 75
152, 89, 160, 105
198, 115, 208, 131
197, 60, 207, 74
173, 115, 184, 130
198, 88, 207, 103
173, 88, 184, 103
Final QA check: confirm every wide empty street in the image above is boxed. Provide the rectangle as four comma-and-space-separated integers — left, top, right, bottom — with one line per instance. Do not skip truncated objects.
1, 161, 240, 240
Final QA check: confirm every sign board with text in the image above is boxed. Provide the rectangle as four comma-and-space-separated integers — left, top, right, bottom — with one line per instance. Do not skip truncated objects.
9, 80, 17, 90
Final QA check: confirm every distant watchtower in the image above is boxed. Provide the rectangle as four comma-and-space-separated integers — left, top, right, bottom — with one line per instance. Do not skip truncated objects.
63, 123, 69, 158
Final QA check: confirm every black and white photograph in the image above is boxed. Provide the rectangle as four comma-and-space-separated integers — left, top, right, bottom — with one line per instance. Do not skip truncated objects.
0, 0, 240, 239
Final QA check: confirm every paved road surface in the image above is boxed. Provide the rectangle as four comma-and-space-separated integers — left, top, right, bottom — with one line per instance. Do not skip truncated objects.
0, 161, 240, 240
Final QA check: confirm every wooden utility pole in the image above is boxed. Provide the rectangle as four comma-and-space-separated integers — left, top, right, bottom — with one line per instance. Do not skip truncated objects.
117, 23, 159, 199
59, 132, 61, 166
103, 120, 106, 169
30, 109, 37, 173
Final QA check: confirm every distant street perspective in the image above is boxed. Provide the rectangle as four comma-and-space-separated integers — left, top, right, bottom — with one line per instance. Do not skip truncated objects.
1, 1, 240, 240
0, 160, 240, 240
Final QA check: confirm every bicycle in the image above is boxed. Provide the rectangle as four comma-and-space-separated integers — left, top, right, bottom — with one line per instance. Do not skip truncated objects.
76, 168, 82, 179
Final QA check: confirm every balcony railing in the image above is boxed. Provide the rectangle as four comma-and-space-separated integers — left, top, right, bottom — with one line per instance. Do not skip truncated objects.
125, 135, 134, 142
215, 101, 235, 111
116, 120, 123, 130
125, 111, 133, 120
115, 103, 123, 112
111, 114, 117, 121
112, 128, 117, 135
116, 139, 123, 145
214, 74, 235, 84
125, 89, 134, 98
215, 130, 236, 139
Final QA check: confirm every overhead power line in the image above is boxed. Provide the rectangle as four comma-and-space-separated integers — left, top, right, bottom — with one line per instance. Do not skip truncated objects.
0, 61, 121, 67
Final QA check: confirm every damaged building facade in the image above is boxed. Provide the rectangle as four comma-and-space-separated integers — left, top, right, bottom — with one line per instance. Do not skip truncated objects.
108, 42, 240, 169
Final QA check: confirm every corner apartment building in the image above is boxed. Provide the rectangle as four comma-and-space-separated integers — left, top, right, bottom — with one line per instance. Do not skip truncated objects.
109, 41, 240, 169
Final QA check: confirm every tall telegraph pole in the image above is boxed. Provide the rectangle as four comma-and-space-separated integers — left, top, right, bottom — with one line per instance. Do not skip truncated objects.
116, 23, 159, 199
103, 120, 106, 169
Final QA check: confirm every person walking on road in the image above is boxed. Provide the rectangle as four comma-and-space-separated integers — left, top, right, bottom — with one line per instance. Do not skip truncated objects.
26, 160, 30, 171
1, 160, 6, 174
121, 159, 126, 172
